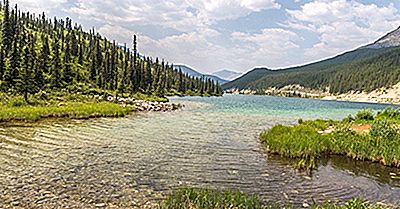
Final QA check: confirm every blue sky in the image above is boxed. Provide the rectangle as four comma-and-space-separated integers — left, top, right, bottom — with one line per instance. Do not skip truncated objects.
12, 0, 400, 73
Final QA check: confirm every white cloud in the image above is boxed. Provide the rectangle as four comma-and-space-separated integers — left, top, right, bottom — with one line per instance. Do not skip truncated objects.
12, 0, 67, 14
69, 0, 280, 33
185, 0, 280, 21
232, 28, 299, 58
287, 0, 400, 61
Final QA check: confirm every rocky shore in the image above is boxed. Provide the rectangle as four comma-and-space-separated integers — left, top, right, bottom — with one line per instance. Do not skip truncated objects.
102, 96, 183, 112
133, 100, 182, 112
228, 82, 400, 105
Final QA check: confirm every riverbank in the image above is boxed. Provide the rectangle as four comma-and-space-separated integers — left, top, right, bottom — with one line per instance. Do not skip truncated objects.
160, 188, 392, 208
227, 82, 400, 105
260, 108, 400, 170
0, 94, 182, 123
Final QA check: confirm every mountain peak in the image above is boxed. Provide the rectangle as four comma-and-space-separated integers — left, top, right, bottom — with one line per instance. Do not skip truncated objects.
213, 69, 242, 81
364, 26, 400, 49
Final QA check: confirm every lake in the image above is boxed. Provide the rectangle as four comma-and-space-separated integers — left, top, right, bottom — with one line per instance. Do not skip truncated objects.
1, 95, 399, 208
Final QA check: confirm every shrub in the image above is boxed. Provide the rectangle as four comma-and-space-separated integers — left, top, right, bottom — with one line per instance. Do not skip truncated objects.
370, 120, 399, 140
355, 109, 375, 121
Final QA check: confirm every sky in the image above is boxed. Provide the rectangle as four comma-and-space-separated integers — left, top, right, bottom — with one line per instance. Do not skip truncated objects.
11, 0, 400, 74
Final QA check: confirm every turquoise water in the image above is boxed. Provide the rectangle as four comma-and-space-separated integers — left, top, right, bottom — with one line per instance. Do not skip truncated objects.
0, 95, 399, 208
173, 94, 397, 120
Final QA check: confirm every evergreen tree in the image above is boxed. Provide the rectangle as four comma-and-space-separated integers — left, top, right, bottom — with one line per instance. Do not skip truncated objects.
0, 50, 4, 83
3, 28, 20, 89
50, 38, 62, 89
2, 0, 12, 52
18, 34, 36, 102
63, 34, 73, 84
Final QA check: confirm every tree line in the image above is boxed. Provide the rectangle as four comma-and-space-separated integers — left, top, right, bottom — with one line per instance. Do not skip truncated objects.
0, 0, 222, 103
224, 47, 400, 94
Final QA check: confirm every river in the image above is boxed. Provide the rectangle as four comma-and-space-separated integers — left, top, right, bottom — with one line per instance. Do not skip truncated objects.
1, 95, 399, 208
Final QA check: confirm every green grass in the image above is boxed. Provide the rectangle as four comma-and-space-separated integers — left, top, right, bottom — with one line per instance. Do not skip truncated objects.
159, 188, 266, 209
260, 109, 400, 170
160, 188, 390, 209
0, 101, 134, 122
0, 90, 171, 122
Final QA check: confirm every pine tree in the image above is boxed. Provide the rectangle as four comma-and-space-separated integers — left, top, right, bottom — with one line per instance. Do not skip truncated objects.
50, 38, 62, 89
4, 28, 20, 89
0, 50, 4, 83
39, 35, 50, 73
18, 34, 36, 103
63, 33, 73, 84
131, 35, 137, 92
2, 0, 12, 52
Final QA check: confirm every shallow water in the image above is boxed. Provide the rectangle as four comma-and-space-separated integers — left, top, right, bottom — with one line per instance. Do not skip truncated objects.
0, 95, 400, 208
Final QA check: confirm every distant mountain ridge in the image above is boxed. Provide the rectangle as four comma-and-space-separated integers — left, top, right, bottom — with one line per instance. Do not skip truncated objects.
174, 65, 229, 84
364, 26, 400, 49
223, 26, 400, 95
212, 70, 242, 81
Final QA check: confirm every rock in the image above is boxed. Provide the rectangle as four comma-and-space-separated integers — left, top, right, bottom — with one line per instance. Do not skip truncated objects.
95, 203, 106, 207
302, 203, 310, 208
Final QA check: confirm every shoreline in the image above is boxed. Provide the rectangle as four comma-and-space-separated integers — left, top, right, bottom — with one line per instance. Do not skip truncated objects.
0, 99, 182, 123
227, 92, 400, 106
227, 82, 400, 105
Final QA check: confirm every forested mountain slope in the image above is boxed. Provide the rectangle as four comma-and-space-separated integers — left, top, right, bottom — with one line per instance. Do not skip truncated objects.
0, 0, 221, 103
223, 27, 400, 94
173, 65, 228, 85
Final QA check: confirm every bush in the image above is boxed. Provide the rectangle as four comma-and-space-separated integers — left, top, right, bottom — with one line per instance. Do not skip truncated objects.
376, 107, 400, 120
7, 96, 26, 107
355, 109, 375, 121
370, 120, 399, 140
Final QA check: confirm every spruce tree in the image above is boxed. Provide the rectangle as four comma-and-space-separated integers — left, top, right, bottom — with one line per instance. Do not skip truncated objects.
4, 29, 20, 89
2, 0, 12, 52
63, 34, 73, 84
50, 38, 62, 89
0, 50, 4, 83
18, 34, 36, 103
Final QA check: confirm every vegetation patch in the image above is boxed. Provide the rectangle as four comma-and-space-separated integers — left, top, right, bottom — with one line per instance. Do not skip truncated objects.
0, 101, 134, 122
160, 188, 390, 209
260, 108, 400, 170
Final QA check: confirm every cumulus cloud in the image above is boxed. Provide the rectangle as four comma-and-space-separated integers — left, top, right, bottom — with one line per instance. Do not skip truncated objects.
13, 0, 67, 14
69, 0, 280, 33
287, 0, 400, 61
10, 0, 400, 72
185, 0, 280, 21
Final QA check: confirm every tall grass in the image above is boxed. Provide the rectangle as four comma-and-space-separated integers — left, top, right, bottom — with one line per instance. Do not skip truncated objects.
159, 188, 264, 209
0, 101, 134, 122
260, 109, 400, 169
159, 188, 389, 209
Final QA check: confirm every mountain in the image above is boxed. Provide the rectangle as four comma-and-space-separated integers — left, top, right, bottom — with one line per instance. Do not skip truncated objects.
174, 65, 229, 84
364, 26, 400, 49
212, 70, 242, 81
223, 26, 400, 94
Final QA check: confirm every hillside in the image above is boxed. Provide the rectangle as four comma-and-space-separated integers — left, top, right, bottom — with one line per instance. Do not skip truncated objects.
174, 65, 228, 84
223, 27, 400, 95
0, 0, 222, 103
212, 70, 242, 81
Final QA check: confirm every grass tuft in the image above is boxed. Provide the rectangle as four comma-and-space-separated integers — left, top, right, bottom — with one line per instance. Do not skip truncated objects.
260, 108, 400, 170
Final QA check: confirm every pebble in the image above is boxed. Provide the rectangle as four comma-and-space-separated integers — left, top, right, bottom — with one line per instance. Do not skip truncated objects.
95, 203, 106, 207
302, 203, 310, 208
